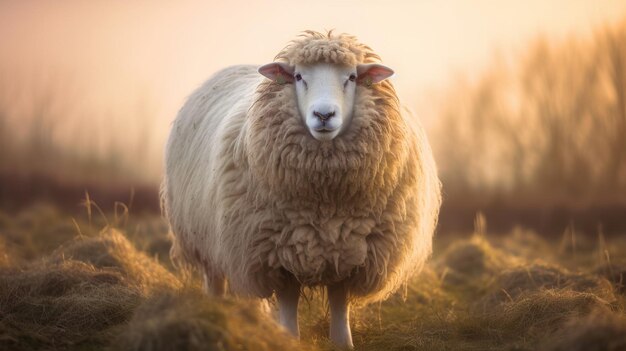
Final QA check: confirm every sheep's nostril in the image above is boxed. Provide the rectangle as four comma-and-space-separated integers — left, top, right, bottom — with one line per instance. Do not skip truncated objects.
313, 111, 335, 121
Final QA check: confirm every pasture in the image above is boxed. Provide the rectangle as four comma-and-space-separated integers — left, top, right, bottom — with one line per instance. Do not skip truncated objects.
1, 203, 624, 350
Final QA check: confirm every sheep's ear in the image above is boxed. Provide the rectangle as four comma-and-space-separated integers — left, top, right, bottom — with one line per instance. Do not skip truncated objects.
258, 62, 294, 84
357, 63, 394, 85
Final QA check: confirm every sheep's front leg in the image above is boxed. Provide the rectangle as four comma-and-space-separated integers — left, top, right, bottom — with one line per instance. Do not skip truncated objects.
276, 280, 300, 337
327, 282, 354, 349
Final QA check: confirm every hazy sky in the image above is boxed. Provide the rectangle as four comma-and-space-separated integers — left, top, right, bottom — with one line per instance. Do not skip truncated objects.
1, 0, 626, 131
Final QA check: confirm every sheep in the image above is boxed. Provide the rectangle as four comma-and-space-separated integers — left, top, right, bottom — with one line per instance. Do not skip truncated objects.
162, 30, 441, 349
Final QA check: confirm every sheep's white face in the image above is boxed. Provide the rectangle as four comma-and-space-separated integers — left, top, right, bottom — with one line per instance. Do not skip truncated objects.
259, 62, 394, 141
292, 63, 355, 141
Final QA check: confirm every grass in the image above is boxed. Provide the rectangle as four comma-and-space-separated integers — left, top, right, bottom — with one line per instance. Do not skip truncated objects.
0, 202, 625, 350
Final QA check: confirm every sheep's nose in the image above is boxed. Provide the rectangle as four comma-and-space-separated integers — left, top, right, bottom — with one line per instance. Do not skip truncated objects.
313, 110, 335, 121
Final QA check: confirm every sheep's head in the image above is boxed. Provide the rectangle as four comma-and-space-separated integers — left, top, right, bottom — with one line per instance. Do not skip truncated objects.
258, 62, 393, 141
257, 31, 394, 141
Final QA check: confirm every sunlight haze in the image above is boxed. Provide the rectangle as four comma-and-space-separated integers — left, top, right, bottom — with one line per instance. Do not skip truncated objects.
1, 0, 625, 178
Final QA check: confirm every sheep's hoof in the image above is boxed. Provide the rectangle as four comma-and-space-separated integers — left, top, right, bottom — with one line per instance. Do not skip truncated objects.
329, 324, 353, 349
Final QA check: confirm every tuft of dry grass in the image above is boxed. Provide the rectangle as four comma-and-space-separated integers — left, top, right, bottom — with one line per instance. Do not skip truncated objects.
482, 263, 616, 304
48, 229, 180, 292
539, 308, 626, 351
0, 260, 143, 350
488, 289, 612, 336
436, 234, 521, 293
595, 260, 626, 295
114, 288, 309, 351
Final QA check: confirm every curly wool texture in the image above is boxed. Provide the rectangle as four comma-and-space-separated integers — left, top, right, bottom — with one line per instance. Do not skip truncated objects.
163, 31, 441, 303
274, 30, 380, 66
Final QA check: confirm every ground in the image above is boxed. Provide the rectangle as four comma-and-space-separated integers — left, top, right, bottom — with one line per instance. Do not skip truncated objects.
0, 203, 625, 351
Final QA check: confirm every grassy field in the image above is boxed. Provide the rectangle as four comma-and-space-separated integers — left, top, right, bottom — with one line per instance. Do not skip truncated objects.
0, 203, 625, 351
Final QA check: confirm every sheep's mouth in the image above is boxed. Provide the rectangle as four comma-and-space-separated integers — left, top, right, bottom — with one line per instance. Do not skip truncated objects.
310, 126, 340, 141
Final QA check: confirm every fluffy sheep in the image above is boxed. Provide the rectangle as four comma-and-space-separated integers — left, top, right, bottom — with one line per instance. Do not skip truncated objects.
162, 30, 441, 348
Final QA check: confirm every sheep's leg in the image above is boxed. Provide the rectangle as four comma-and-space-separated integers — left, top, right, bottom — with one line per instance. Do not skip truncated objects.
327, 282, 353, 349
202, 268, 226, 297
276, 280, 300, 337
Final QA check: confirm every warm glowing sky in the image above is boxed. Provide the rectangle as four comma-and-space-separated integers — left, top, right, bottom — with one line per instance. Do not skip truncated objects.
1, 0, 626, 132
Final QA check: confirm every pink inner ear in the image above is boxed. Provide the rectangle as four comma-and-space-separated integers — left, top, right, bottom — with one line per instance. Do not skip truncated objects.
358, 64, 394, 84
258, 63, 294, 83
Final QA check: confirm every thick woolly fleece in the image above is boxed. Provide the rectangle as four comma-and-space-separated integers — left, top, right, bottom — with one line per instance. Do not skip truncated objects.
162, 31, 441, 303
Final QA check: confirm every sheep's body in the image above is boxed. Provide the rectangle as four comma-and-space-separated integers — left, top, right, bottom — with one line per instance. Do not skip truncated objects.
163, 65, 265, 293
163, 33, 441, 306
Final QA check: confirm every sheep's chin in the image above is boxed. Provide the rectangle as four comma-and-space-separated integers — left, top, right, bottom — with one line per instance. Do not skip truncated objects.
310, 128, 340, 141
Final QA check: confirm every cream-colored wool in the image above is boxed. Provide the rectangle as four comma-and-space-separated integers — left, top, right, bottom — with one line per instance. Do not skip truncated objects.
274, 30, 378, 66
162, 31, 441, 303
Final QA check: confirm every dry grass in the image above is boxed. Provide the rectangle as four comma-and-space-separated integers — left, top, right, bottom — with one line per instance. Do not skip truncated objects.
0, 237, 9, 268
114, 288, 308, 351
0, 203, 84, 262
47, 229, 180, 292
0, 204, 625, 351
0, 260, 143, 350
538, 308, 626, 351
596, 260, 626, 295
482, 263, 616, 303
0, 204, 310, 351
435, 234, 521, 293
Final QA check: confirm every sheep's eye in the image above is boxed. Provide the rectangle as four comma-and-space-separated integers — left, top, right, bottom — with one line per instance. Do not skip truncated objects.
295, 73, 302, 81
348, 74, 356, 82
